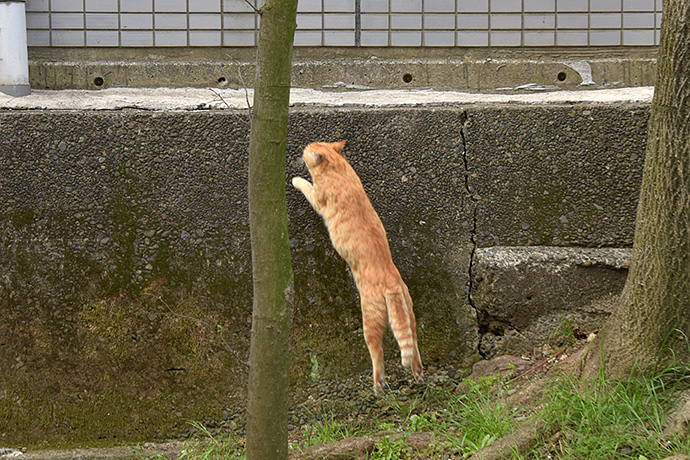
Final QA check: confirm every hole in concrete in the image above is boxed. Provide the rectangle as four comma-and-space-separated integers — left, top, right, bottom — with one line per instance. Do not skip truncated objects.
402, 73, 413, 83
217, 76, 227, 85
557, 71, 567, 82
93, 76, 104, 87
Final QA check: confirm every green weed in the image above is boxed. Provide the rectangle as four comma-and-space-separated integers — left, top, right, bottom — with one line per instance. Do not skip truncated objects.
147, 420, 244, 460
302, 410, 358, 447
534, 364, 690, 460
372, 375, 517, 458
548, 318, 578, 347
368, 435, 411, 460
437, 375, 517, 458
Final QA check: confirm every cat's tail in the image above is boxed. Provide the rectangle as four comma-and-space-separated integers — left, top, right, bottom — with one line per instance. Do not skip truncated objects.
385, 289, 423, 383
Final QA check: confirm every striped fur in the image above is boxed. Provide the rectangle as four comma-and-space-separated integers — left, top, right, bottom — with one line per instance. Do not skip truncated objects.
292, 141, 423, 392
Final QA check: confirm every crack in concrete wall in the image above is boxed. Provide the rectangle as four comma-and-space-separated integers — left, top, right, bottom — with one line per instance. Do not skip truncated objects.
458, 109, 486, 358
459, 103, 648, 358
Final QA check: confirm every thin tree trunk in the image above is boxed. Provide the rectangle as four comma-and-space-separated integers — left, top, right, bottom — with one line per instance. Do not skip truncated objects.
582, 0, 690, 380
245, 0, 298, 459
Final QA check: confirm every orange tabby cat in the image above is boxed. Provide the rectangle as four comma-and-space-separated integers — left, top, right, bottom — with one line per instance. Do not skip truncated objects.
292, 141, 423, 392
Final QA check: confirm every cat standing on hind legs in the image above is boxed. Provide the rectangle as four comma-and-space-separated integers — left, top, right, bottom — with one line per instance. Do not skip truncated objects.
291, 140, 423, 392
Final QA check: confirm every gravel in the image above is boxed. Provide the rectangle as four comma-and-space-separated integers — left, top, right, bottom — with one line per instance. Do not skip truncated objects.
195, 366, 460, 438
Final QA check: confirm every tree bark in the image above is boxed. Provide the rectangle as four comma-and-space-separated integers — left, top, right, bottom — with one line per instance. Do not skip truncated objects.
245, 1, 298, 459
582, 0, 690, 380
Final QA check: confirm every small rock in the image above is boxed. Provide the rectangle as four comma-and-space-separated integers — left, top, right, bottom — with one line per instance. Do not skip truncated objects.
663, 390, 690, 439
618, 446, 633, 455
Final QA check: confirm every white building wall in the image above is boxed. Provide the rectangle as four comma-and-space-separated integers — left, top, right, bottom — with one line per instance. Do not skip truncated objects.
25, 0, 662, 48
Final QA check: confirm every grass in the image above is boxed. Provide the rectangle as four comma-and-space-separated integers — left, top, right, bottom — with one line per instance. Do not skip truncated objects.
149, 420, 245, 460
528, 364, 690, 460
301, 409, 359, 447
160, 363, 690, 460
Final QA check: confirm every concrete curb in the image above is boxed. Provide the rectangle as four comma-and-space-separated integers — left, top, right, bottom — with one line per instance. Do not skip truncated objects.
0, 86, 654, 111
0, 443, 183, 460
26, 49, 658, 91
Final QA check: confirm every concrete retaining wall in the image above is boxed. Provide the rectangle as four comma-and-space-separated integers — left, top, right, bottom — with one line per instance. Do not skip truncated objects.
0, 100, 649, 445
27, 48, 658, 91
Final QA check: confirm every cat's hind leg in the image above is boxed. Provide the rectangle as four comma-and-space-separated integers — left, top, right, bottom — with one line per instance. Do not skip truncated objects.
361, 296, 388, 392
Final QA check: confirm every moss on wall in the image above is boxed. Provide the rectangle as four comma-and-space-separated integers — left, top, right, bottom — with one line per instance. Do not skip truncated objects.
0, 280, 247, 448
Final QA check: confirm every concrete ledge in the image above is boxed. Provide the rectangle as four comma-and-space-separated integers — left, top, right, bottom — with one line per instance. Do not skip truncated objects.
0, 86, 653, 110
472, 246, 631, 357
5, 442, 183, 460
27, 48, 658, 91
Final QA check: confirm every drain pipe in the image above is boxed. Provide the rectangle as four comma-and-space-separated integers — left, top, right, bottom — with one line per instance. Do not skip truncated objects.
0, 0, 30, 97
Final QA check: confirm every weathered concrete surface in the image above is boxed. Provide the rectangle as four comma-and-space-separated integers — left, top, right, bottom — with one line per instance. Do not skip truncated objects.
466, 105, 649, 247
27, 48, 658, 91
0, 94, 650, 446
471, 247, 631, 357
0, 443, 183, 460
0, 86, 654, 110
0, 107, 475, 446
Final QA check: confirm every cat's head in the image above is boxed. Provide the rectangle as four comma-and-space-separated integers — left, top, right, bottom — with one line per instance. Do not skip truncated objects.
302, 141, 347, 173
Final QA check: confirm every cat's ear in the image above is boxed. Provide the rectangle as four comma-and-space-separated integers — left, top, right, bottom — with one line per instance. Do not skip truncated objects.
331, 140, 346, 154
307, 151, 324, 165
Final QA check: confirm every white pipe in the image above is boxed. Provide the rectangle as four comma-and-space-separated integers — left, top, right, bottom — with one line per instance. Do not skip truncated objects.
0, 0, 30, 97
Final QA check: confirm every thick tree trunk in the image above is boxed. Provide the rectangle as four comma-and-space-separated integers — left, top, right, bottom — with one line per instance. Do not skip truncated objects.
582, 0, 690, 380
245, 1, 298, 459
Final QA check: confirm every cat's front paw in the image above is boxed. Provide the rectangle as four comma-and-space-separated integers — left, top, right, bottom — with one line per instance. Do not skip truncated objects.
292, 177, 311, 191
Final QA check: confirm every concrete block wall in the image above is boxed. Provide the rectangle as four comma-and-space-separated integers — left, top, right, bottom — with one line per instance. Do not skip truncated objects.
25, 0, 663, 47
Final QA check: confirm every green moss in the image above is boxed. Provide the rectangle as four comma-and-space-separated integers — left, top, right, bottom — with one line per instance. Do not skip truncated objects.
151, 239, 172, 279
0, 284, 246, 449
10, 207, 35, 228
292, 326, 369, 385
100, 193, 140, 296
0, 385, 218, 449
